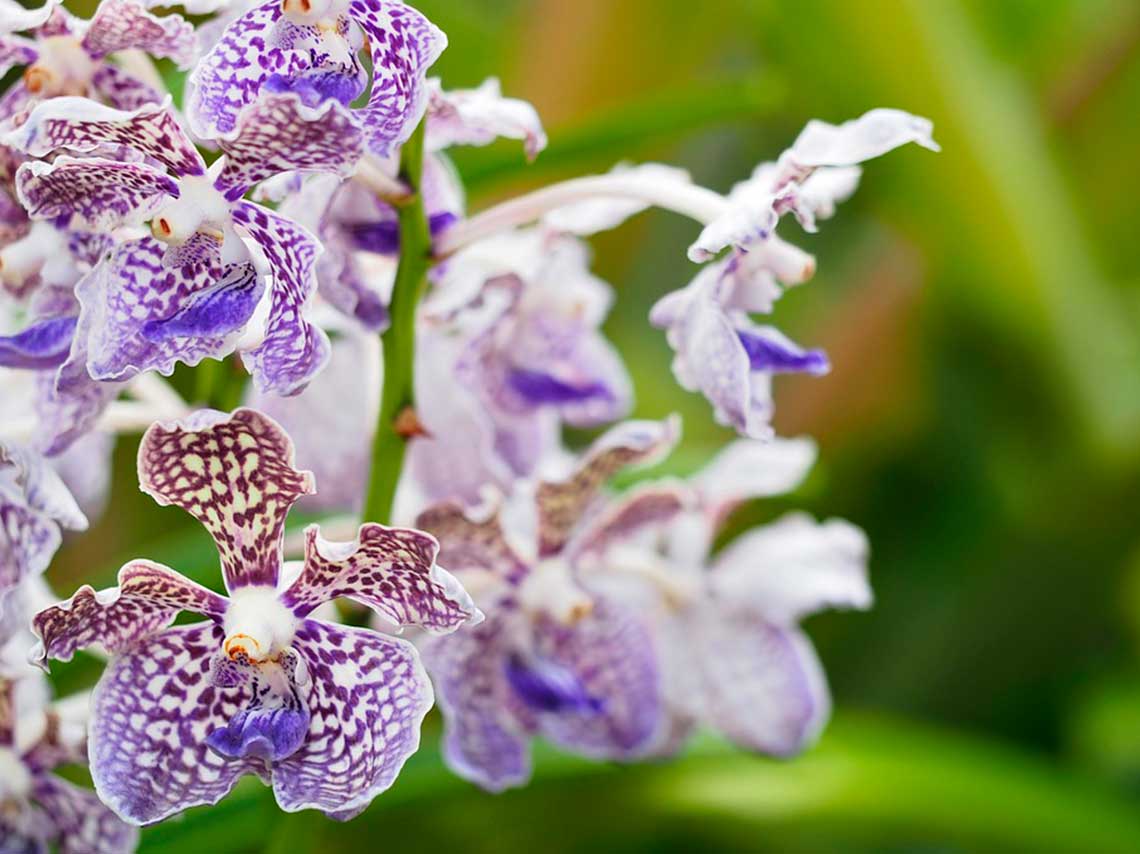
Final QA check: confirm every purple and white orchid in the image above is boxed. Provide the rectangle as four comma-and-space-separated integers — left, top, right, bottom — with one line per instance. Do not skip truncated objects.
413, 416, 677, 791
31, 408, 480, 822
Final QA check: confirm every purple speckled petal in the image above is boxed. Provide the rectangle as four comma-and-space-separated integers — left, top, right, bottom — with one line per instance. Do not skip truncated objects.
415, 502, 529, 584
349, 0, 447, 156
262, 58, 368, 111
206, 703, 308, 763
141, 263, 261, 342
282, 524, 479, 633
570, 483, 689, 562
89, 62, 164, 111
271, 619, 433, 816
426, 77, 546, 160
0, 315, 76, 370
81, 0, 195, 68
737, 325, 829, 374
418, 615, 532, 792
710, 512, 871, 624
31, 559, 228, 668
214, 93, 364, 201
536, 416, 680, 557
137, 408, 315, 592
530, 598, 661, 759
31, 774, 139, 854
89, 622, 261, 824
15, 156, 176, 232
37, 360, 121, 457
0, 443, 85, 602
73, 239, 242, 383
0, 34, 37, 76
5, 96, 204, 177
184, 0, 293, 139
233, 201, 329, 395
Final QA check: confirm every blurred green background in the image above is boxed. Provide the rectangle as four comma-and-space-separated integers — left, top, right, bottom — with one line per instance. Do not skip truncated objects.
36, 0, 1140, 850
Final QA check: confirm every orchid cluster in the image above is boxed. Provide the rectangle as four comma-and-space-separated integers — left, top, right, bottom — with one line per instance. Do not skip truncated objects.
0, 0, 937, 844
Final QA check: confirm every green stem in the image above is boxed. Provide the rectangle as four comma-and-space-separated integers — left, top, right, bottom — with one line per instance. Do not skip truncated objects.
361, 121, 432, 525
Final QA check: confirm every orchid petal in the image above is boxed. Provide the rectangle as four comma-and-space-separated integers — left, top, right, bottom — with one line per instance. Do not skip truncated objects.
0, 316, 76, 370
31, 774, 139, 854
426, 77, 546, 160
789, 108, 939, 168
81, 0, 195, 69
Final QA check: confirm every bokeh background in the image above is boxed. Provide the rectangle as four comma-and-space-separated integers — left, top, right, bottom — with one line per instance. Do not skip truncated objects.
32, 0, 1140, 850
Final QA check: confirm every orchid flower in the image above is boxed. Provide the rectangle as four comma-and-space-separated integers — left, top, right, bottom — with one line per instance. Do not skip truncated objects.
6, 93, 366, 393
413, 417, 678, 791
31, 408, 480, 823
186, 0, 445, 157
577, 438, 871, 756
0, 0, 193, 120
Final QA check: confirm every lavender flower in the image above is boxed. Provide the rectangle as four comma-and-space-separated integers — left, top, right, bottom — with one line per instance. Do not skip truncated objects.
31, 408, 480, 822
186, 0, 445, 157
414, 417, 677, 790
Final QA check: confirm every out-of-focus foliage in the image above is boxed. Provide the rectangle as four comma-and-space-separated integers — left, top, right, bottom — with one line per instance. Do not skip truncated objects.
41, 0, 1140, 849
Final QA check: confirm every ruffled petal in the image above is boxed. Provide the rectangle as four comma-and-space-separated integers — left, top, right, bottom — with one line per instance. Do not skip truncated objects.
4, 96, 205, 177
73, 239, 247, 383
529, 598, 661, 759
31, 774, 138, 854
281, 524, 480, 633
789, 108, 939, 168
89, 622, 261, 824
137, 408, 315, 592
711, 512, 871, 623
213, 93, 364, 201
349, 0, 446, 156
80, 0, 195, 69
0, 316, 76, 370
271, 619, 433, 816
536, 416, 680, 557
15, 157, 176, 232
417, 615, 531, 791
233, 201, 330, 395
426, 77, 546, 160
30, 559, 228, 668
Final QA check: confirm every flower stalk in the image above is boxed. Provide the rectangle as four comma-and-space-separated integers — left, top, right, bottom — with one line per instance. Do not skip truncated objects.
362, 120, 433, 525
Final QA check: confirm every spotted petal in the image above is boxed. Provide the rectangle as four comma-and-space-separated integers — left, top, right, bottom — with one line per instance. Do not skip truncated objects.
16, 157, 176, 232
138, 408, 315, 592
536, 416, 680, 557
282, 524, 479, 634
71, 239, 246, 383
271, 620, 433, 816
32, 774, 139, 854
233, 202, 330, 395
4, 96, 205, 177
90, 62, 164, 112
81, 0, 195, 68
89, 622, 262, 824
214, 93, 364, 201
571, 483, 689, 561
416, 502, 529, 584
350, 0, 447, 156
530, 598, 661, 758
418, 615, 532, 791
31, 560, 228, 670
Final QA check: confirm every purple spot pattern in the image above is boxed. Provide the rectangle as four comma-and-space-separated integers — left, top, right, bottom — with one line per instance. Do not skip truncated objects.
16, 156, 176, 232
273, 620, 432, 814
10, 97, 206, 177
141, 262, 262, 342
233, 201, 330, 395
89, 622, 263, 824
137, 408, 315, 591
415, 502, 529, 585
530, 599, 660, 759
536, 419, 678, 556
72, 238, 237, 382
350, 0, 446, 156
418, 616, 531, 791
31, 559, 228, 667
91, 63, 163, 111
282, 523, 477, 633
214, 93, 364, 200
80, 0, 196, 68
30, 775, 138, 854
35, 366, 121, 457
571, 484, 688, 560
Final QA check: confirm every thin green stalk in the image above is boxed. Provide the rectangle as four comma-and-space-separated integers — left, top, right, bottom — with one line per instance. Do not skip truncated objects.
362, 121, 432, 525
